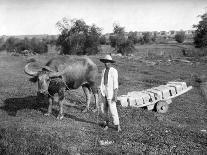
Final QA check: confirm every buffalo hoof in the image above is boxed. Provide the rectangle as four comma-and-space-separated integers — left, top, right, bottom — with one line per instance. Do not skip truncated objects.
44, 113, 51, 116
57, 115, 64, 120
82, 108, 89, 113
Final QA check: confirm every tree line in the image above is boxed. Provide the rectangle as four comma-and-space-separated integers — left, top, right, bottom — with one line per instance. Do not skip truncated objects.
0, 11, 207, 56
0, 36, 55, 55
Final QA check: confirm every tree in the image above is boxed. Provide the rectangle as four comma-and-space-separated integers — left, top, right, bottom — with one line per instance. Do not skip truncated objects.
0, 37, 5, 51
109, 35, 117, 48
5, 37, 17, 52
56, 18, 101, 55
109, 23, 126, 50
175, 30, 185, 43
193, 11, 207, 48
109, 23, 135, 55
99, 35, 106, 45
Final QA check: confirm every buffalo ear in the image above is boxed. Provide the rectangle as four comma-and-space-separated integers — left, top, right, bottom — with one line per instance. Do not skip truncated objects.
29, 76, 38, 83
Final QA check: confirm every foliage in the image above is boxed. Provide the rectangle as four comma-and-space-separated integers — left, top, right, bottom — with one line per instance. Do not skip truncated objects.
56, 18, 101, 55
142, 32, 151, 44
109, 24, 126, 48
99, 35, 107, 45
175, 30, 185, 43
30, 37, 48, 54
42, 35, 57, 45
109, 35, 117, 48
0, 37, 5, 51
117, 39, 135, 55
193, 12, 207, 48
151, 32, 158, 42
128, 31, 139, 44
4, 37, 48, 54
109, 23, 135, 55
113, 23, 125, 34
5, 37, 16, 52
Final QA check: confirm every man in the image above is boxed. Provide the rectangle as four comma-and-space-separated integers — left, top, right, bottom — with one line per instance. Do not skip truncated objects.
99, 54, 121, 132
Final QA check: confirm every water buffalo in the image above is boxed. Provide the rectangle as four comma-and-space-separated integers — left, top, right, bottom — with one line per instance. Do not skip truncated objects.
24, 56, 99, 119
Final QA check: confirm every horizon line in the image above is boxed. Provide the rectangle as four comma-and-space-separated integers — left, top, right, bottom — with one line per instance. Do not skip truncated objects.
0, 29, 196, 37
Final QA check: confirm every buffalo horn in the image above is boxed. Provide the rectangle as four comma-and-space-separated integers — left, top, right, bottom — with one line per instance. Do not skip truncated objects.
49, 71, 62, 78
24, 63, 38, 76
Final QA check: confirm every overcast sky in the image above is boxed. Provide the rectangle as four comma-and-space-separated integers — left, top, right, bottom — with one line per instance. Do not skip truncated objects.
0, 0, 206, 35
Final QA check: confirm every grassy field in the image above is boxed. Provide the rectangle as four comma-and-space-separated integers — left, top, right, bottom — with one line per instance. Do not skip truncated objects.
0, 46, 207, 154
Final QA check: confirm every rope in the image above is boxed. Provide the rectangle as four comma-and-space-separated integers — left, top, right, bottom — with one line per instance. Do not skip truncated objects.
48, 77, 101, 147
63, 79, 101, 148
45, 78, 84, 105
94, 89, 102, 148
61, 79, 85, 105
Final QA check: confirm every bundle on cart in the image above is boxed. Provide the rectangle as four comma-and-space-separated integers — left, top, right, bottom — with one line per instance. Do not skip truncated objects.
117, 82, 192, 113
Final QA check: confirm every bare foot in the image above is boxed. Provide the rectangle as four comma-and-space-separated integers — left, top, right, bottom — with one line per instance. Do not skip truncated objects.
115, 125, 122, 132
82, 108, 89, 113
57, 114, 64, 120
44, 113, 51, 116
92, 108, 98, 113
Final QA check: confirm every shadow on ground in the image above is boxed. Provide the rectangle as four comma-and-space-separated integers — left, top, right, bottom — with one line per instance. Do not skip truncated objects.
1, 95, 97, 126
1, 96, 48, 116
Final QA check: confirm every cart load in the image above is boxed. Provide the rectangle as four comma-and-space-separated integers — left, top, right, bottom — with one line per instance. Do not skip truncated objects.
117, 81, 193, 113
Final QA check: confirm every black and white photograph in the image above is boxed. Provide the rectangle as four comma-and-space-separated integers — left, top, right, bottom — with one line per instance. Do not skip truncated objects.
0, 0, 207, 154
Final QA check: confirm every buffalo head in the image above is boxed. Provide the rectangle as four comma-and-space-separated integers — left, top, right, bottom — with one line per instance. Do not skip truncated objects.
24, 63, 61, 95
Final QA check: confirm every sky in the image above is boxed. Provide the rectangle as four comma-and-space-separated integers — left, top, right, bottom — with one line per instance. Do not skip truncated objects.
0, 0, 207, 35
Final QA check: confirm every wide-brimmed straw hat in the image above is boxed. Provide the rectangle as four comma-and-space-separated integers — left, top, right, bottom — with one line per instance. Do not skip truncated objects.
100, 55, 115, 63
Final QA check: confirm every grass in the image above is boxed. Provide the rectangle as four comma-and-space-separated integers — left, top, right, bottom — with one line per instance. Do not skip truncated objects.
0, 45, 207, 154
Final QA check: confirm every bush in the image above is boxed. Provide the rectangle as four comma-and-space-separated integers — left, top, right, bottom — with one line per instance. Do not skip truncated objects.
117, 39, 135, 56
4, 37, 48, 54
175, 31, 185, 43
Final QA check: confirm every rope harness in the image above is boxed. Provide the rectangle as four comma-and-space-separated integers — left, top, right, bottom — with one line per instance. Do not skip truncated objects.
44, 77, 84, 105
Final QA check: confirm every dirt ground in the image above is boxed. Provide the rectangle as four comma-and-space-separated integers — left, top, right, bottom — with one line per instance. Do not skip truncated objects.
0, 52, 207, 154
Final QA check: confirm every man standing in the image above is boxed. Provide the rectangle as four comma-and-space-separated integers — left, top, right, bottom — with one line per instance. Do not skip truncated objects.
99, 55, 121, 132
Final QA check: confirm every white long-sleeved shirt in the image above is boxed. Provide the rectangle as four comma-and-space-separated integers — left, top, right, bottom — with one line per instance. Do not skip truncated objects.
100, 67, 118, 99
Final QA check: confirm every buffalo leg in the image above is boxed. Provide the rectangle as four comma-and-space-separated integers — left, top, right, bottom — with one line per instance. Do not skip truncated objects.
92, 93, 99, 113
57, 100, 64, 120
45, 97, 53, 116
91, 82, 99, 113
82, 85, 92, 112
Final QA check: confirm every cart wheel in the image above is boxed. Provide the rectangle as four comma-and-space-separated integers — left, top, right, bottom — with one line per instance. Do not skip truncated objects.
156, 101, 169, 113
